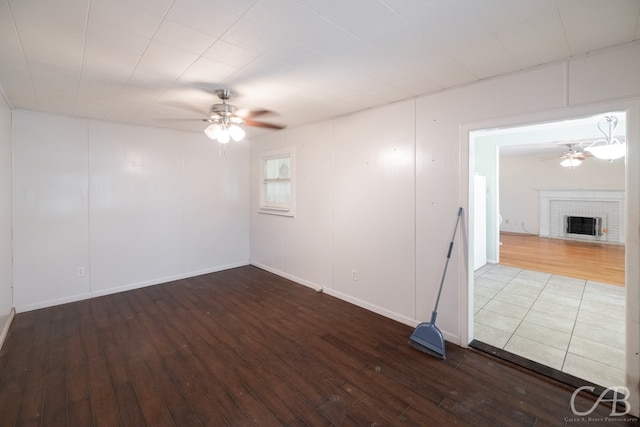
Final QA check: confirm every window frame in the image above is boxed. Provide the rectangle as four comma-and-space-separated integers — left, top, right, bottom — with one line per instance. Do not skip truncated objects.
258, 147, 295, 217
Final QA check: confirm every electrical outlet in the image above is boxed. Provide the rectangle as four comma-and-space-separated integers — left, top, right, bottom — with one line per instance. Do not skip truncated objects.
76, 266, 85, 277
351, 269, 358, 281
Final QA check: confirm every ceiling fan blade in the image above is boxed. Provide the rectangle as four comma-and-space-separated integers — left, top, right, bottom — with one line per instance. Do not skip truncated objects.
236, 109, 273, 119
244, 120, 286, 130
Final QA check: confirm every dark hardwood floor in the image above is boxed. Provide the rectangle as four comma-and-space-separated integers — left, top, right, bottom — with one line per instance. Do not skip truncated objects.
0, 266, 636, 426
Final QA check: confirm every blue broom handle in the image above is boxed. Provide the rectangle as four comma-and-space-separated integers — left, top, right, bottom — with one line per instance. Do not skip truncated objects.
432, 207, 463, 315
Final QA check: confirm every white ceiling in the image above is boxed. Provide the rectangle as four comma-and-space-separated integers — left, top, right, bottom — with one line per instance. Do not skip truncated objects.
1, 0, 639, 137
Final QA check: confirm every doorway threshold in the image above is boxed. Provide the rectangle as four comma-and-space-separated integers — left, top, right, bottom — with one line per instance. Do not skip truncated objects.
469, 339, 616, 400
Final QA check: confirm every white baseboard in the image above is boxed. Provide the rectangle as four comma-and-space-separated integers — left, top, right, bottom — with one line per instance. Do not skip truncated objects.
16, 261, 251, 313
250, 261, 324, 292
0, 307, 15, 351
249, 262, 462, 346
320, 287, 417, 327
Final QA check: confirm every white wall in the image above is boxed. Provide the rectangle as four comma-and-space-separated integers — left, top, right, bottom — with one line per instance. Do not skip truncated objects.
249, 41, 640, 414
12, 111, 250, 311
500, 154, 625, 235
250, 122, 334, 291
250, 101, 417, 325
0, 94, 12, 342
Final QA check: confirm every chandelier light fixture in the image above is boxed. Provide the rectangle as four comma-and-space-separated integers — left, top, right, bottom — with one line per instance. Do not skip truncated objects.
585, 115, 626, 160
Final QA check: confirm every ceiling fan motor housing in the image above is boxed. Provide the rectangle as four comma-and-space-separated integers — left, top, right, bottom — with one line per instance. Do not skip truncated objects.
209, 103, 237, 117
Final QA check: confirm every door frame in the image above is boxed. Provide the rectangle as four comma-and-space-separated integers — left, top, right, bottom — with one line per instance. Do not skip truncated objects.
462, 100, 639, 415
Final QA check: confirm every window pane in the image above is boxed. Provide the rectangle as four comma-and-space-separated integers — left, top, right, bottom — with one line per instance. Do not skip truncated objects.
265, 181, 290, 204
265, 157, 290, 180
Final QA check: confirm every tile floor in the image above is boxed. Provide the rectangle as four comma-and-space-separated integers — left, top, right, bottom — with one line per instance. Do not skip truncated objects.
473, 263, 625, 388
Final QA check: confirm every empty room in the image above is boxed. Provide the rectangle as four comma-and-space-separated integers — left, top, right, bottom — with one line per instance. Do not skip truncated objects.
0, 1, 639, 425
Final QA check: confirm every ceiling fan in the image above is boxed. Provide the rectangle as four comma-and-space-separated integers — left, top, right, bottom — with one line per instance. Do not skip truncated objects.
554, 143, 592, 167
201, 89, 285, 143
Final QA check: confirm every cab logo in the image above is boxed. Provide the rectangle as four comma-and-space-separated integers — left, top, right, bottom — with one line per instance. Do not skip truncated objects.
568, 386, 631, 420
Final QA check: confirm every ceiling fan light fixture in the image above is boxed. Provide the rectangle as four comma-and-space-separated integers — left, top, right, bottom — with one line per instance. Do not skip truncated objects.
229, 124, 245, 141
201, 89, 285, 148
560, 158, 582, 167
204, 123, 221, 140
217, 127, 231, 144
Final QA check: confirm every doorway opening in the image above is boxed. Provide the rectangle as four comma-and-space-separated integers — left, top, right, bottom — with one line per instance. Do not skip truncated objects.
468, 111, 627, 392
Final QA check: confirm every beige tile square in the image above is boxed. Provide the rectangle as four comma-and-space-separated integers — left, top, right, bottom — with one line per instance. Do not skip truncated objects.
493, 289, 536, 309
576, 310, 625, 332
581, 291, 625, 308
475, 276, 509, 290
473, 322, 512, 349
568, 335, 625, 370
501, 282, 543, 299
474, 277, 506, 298
481, 269, 518, 284
531, 300, 578, 321
473, 294, 490, 311
547, 275, 587, 287
563, 353, 625, 388
585, 281, 625, 297
514, 269, 552, 284
474, 264, 494, 277
490, 265, 521, 277
474, 309, 522, 333
483, 299, 529, 320
514, 321, 571, 351
572, 321, 625, 351
579, 297, 625, 319
504, 335, 565, 370
536, 290, 581, 309
474, 286, 500, 300
542, 282, 585, 299
524, 310, 575, 335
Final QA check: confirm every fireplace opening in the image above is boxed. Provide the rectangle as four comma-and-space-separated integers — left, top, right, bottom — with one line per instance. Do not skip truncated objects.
565, 215, 602, 236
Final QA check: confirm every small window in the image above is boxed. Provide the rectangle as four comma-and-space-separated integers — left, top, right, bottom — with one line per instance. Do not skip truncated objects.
259, 147, 295, 216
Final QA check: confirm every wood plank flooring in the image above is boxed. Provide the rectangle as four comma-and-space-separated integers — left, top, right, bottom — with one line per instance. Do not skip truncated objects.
0, 266, 636, 426
499, 232, 625, 286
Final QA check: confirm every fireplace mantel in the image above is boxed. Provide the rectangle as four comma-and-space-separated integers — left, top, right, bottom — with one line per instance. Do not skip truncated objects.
539, 190, 625, 244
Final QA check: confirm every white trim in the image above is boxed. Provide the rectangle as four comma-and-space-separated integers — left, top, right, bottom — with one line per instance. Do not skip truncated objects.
258, 146, 296, 217
466, 99, 640, 417
0, 307, 15, 351
250, 261, 323, 292
250, 261, 461, 345
15, 261, 250, 313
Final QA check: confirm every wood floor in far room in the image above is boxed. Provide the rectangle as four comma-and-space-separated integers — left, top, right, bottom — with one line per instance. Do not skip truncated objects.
0, 266, 636, 425
498, 232, 625, 286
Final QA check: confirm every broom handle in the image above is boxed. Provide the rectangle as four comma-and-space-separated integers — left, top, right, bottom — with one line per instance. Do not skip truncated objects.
432, 207, 463, 316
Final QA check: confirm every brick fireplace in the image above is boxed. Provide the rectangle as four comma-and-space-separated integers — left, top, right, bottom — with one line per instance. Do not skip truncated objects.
539, 190, 625, 244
